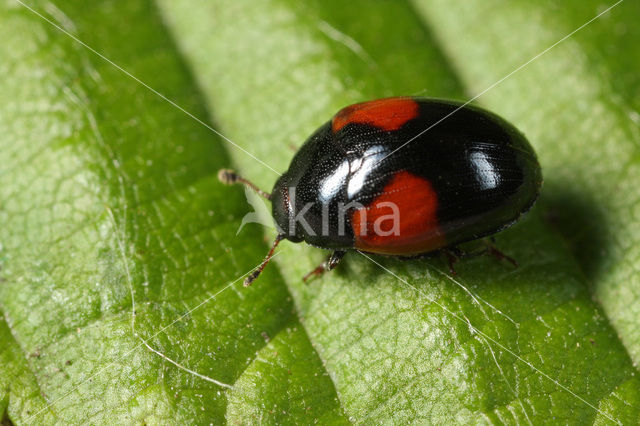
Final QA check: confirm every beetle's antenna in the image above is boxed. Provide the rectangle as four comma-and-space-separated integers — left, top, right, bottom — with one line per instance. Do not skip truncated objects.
218, 169, 272, 200
244, 234, 284, 286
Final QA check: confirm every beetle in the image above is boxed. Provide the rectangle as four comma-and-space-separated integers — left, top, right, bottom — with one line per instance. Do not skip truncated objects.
219, 97, 542, 285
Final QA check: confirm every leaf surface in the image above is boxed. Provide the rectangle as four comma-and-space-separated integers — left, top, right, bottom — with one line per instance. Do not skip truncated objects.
0, 0, 639, 424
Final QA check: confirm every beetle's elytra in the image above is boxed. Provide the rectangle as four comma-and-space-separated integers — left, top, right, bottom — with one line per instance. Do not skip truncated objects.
219, 97, 542, 285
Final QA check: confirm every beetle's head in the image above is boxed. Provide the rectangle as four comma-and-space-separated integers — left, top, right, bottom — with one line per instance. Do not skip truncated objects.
270, 174, 304, 243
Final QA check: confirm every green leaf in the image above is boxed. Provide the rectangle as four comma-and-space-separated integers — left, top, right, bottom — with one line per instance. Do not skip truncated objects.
0, 0, 638, 424
0, 1, 343, 423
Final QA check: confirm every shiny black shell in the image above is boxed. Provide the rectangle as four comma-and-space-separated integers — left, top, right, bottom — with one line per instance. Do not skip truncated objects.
270, 97, 542, 255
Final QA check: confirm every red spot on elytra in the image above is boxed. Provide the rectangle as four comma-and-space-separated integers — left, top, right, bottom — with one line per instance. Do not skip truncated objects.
332, 97, 419, 133
351, 171, 445, 255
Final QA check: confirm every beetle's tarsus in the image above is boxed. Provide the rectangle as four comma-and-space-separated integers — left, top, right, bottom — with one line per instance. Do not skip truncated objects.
486, 242, 518, 268
244, 234, 284, 286
442, 249, 459, 275
441, 240, 518, 274
303, 250, 346, 283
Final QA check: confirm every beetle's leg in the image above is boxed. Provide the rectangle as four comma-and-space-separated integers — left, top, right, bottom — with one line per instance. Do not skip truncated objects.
244, 234, 284, 286
442, 239, 517, 274
441, 249, 460, 275
303, 250, 346, 282
484, 238, 518, 268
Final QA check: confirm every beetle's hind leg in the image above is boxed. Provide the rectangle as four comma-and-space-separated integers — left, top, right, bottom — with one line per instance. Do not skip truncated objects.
303, 250, 346, 282
441, 247, 465, 275
484, 237, 518, 268
441, 238, 517, 275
